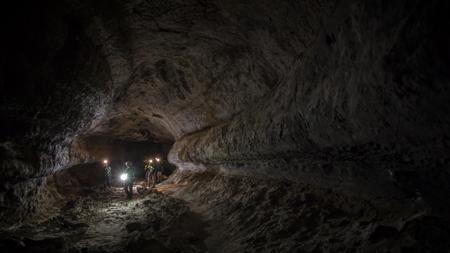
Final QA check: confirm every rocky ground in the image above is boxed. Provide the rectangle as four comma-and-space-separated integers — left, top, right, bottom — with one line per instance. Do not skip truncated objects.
0, 180, 212, 253
160, 171, 450, 253
1, 171, 450, 253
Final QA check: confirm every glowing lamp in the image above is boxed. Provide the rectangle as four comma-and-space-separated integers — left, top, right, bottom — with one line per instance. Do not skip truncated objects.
120, 173, 128, 181
103, 159, 108, 164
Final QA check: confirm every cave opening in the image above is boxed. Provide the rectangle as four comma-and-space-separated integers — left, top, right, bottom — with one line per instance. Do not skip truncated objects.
78, 135, 176, 182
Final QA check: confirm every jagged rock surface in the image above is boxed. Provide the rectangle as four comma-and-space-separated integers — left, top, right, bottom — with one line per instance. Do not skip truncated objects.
0, 185, 209, 253
1, 0, 450, 251
164, 170, 450, 253
169, 0, 450, 211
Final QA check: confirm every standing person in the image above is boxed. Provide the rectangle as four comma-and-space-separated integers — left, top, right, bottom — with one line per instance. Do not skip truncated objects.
144, 159, 155, 188
123, 161, 135, 199
154, 157, 163, 184
103, 159, 112, 188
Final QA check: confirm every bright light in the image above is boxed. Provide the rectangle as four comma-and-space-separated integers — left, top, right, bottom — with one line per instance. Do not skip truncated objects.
120, 173, 128, 181
149, 159, 153, 163
103, 159, 108, 164
155, 158, 160, 162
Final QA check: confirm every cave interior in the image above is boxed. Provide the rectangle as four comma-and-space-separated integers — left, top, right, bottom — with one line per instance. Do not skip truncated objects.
1, 0, 450, 252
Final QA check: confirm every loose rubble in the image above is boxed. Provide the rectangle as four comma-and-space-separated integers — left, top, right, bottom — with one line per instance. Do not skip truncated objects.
0, 181, 208, 253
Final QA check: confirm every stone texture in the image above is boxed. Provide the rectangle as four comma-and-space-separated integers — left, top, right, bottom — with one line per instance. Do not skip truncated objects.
1, 0, 450, 250
0, 187, 205, 253
164, 170, 450, 252
168, 0, 450, 214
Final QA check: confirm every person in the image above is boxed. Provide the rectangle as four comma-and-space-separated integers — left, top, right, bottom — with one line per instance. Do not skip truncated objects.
154, 157, 163, 184
144, 159, 155, 188
103, 159, 112, 188
123, 161, 135, 199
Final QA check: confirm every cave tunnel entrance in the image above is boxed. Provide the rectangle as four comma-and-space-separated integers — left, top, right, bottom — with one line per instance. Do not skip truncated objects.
79, 135, 176, 185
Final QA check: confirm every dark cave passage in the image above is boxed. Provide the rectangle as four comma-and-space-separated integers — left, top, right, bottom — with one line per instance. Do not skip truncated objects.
78, 135, 175, 180
2, 0, 450, 252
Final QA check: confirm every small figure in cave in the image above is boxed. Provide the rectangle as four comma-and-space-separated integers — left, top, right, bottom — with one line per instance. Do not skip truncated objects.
103, 159, 112, 188
123, 161, 135, 199
154, 157, 163, 183
144, 159, 155, 188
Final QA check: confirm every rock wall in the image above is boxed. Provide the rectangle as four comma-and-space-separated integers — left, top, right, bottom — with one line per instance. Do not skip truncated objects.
167, 170, 450, 252
169, 0, 450, 214
1, 0, 450, 226
0, 0, 336, 219
1, 0, 113, 220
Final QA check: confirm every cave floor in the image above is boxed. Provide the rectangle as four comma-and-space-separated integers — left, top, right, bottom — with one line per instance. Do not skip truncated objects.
0, 180, 222, 253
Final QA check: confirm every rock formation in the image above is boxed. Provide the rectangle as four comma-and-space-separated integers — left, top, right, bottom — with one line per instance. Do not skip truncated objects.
1, 0, 450, 252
